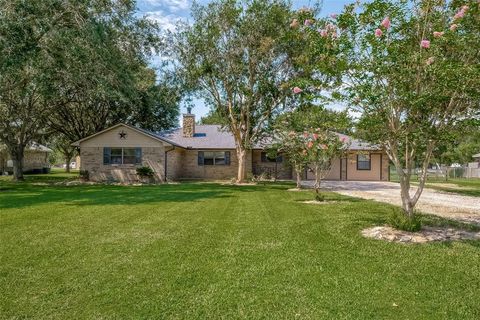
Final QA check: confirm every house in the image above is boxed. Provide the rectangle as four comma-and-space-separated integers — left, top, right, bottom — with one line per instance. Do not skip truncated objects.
72, 113, 390, 183
0, 143, 52, 174
473, 153, 480, 163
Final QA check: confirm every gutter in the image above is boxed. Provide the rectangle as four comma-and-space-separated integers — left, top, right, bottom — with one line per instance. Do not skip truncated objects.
164, 146, 175, 182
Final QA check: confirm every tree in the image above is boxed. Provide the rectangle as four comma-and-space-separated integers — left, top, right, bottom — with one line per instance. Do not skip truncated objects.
0, 0, 74, 180
199, 110, 225, 125
43, 4, 167, 143
129, 79, 181, 132
337, 0, 480, 219
51, 134, 78, 173
0, 0, 167, 181
304, 129, 347, 201
270, 105, 351, 188
170, 0, 303, 182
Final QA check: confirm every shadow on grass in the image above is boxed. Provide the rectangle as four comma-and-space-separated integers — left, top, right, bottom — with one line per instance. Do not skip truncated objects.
0, 182, 266, 210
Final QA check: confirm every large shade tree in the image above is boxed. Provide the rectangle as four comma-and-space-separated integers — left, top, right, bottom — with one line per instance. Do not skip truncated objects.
336, 0, 480, 219
0, 0, 176, 180
0, 0, 76, 180
170, 0, 340, 182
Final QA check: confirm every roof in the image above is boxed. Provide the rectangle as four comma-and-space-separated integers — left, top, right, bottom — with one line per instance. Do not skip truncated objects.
158, 125, 239, 149
0, 142, 52, 153
71, 123, 180, 147
72, 123, 381, 151
157, 125, 381, 151
334, 132, 382, 151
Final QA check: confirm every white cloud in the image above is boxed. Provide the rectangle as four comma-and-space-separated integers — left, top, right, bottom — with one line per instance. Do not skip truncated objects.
144, 11, 185, 31
143, 0, 190, 12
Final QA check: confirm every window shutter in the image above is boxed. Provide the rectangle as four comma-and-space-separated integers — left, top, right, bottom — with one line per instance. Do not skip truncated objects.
276, 155, 283, 163
198, 151, 204, 165
261, 152, 267, 162
225, 151, 231, 165
135, 148, 142, 164
103, 147, 111, 165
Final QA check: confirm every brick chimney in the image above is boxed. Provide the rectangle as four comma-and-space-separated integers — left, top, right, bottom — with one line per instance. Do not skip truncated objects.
182, 107, 195, 138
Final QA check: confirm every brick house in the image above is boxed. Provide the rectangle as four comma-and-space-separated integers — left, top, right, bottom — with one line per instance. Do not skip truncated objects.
72, 113, 389, 183
0, 143, 52, 174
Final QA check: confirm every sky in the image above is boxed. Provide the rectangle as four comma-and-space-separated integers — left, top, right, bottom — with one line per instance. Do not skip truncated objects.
137, 0, 353, 122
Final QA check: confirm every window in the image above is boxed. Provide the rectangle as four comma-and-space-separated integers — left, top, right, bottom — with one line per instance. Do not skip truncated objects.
357, 154, 371, 170
261, 152, 283, 163
198, 151, 230, 166
103, 147, 142, 165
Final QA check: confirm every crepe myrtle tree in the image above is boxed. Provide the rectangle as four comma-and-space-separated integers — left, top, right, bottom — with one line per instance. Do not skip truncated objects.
170, 1, 342, 182
335, 0, 480, 218
268, 131, 310, 189
269, 105, 351, 188
304, 130, 347, 201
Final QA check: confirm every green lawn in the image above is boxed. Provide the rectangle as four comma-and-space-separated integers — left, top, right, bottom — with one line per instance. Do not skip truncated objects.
1, 176, 480, 319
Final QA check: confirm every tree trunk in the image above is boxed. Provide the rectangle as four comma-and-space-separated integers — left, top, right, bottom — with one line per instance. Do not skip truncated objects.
9, 146, 25, 181
236, 147, 247, 183
65, 156, 72, 173
295, 167, 302, 189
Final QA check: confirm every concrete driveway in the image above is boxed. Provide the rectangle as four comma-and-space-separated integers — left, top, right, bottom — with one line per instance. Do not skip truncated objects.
301, 180, 480, 225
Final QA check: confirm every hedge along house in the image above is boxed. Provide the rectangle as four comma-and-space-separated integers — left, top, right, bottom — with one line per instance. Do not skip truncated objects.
73, 113, 389, 183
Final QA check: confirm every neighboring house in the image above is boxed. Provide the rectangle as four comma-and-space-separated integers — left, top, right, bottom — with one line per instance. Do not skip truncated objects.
473, 153, 480, 163
73, 113, 389, 183
0, 143, 52, 174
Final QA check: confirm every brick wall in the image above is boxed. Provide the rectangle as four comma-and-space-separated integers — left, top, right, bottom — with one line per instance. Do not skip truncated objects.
173, 149, 252, 180
80, 146, 165, 183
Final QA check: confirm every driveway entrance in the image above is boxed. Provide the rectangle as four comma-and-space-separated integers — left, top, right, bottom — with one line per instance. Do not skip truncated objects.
301, 180, 480, 225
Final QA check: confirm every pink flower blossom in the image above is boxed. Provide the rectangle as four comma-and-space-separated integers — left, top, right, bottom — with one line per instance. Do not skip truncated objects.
420, 39, 430, 48
307, 141, 314, 149
375, 28, 383, 37
341, 137, 347, 143
330, 13, 338, 19
304, 19, 313, 26
450, 24, 458, 31
381, 17, 391, 29
312, 133, 318, 140
303, 132, 309, 138
290, 19, 299, 28
319, 29, 328, 37
426, 56, 435, 65
454, 11, 465, 20
433, 31, 444, 38
293, 87, 303, 94
461, 5, 469, 11
326, 23, 335, 31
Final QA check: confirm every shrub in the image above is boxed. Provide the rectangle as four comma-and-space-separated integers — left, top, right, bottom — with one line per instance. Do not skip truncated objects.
388, 209, 422, 232
136, 166, 154, 177
79, 170, 89, 181
314, 190, 325, 202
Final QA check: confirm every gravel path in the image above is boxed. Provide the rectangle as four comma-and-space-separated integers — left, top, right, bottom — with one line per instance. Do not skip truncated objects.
301, 180, 480, 225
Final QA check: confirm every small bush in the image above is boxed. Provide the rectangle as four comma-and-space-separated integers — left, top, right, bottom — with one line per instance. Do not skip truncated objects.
314, 189, 325, 202
136, 166, 154, 177
79, 170, 89, 181
388, 209, 422, 232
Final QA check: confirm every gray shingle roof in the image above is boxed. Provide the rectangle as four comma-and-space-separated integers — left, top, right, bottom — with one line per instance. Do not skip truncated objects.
158, 125, 238, 149
334, 132, 382, 151
154, 125, 381, 151
0, 142, 52, 152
